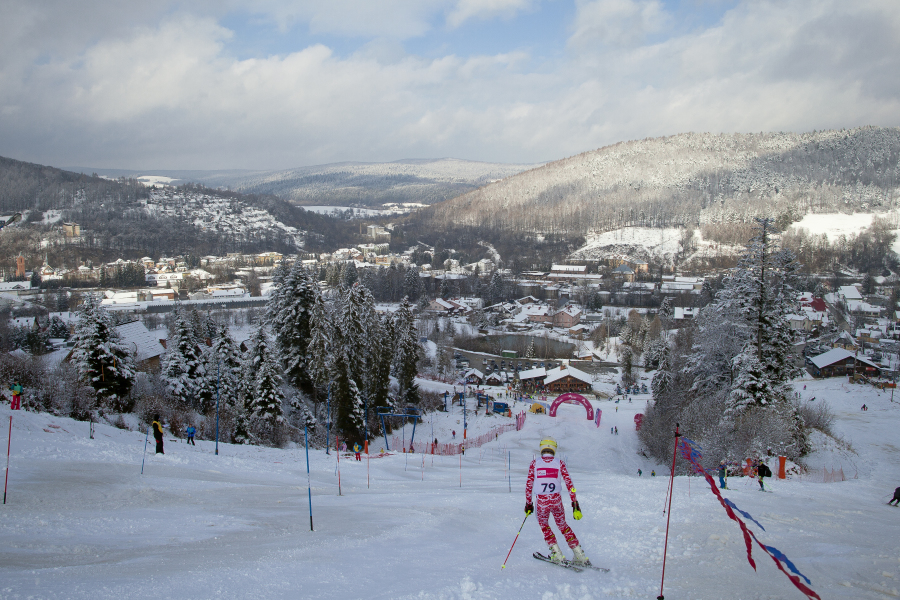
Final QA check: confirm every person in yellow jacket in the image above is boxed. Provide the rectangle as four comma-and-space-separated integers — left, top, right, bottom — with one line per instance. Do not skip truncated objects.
152, 418, 164, 454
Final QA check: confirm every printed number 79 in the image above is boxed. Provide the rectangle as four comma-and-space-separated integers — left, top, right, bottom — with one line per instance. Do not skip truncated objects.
541, 483, 556, 493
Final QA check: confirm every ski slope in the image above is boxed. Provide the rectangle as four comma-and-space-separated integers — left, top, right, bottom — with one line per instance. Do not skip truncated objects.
1, 378, 899, 599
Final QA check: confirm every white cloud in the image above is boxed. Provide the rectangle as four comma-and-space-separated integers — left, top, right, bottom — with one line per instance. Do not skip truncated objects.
446, 0, 536, 28
569, 0, 668, 50
0, 0, 899, 169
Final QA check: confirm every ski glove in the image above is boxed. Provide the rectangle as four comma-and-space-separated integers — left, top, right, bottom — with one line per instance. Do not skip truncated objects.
572, 500, 582, 520
525, 503, 534, 516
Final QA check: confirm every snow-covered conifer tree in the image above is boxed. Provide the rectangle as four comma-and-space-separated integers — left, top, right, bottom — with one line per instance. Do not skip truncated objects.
393, 297, 421, 405
244, 326, 285, 440
306, 294, 334, 389
332, 349, 365, 440
69, 294, 135, 408
402, 266, 424, 302
267, 261, 318, 392
198, 324, 243, 416
525, 337, 536, 359
160, 309, 203, 406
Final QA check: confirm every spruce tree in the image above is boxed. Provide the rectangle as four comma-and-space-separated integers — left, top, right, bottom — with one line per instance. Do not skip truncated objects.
160, 309, 204, 406
403, 266, 423, 302
69, 294, 135, 408
306, 294, 334, 389
245, 326, 285, 440
267, 261, 319, 392
393, 298, 421, 405
332, 349, 365, 441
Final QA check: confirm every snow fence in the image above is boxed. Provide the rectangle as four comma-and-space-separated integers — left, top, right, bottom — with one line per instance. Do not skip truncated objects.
386, 413, 525, 456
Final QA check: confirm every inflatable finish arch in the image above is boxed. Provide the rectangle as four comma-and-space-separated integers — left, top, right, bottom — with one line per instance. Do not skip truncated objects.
548, 393, 594, 420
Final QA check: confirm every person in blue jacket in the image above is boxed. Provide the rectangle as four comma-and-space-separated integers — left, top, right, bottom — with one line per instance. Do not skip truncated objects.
186, 425, 196, 446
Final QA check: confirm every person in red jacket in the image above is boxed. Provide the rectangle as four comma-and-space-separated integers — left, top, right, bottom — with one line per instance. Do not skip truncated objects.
525, 438, 590, 566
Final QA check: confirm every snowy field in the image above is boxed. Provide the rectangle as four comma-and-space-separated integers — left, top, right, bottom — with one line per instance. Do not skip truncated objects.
790, 211, 900, 255
1, 377, 899, 599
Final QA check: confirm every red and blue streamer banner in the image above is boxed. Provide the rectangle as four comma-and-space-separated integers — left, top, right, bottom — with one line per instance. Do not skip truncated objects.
678, 437, 821, 600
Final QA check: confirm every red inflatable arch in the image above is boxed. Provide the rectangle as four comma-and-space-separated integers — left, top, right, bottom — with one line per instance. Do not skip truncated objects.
548, 393, 594, 420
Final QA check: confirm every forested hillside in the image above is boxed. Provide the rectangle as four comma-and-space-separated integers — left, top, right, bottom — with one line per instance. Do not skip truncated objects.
196, 158, 537, 207
0, 156, 355, 270
414, 127, 900, 238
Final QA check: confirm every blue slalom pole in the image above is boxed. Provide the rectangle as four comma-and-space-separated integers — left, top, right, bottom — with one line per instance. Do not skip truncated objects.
140, 426, 150, 474
305, 426, 314, 531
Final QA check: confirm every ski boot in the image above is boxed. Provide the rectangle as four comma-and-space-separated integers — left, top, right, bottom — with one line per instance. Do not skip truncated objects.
548, 543, 565, 564
572, 545, 592, 567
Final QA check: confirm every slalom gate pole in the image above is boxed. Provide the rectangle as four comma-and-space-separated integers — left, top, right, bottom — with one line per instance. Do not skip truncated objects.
658, 423, 681, 600
367, 445, 369, 489
459, 452, 462, 488
501, 513, 530, 570
3, 416, 12, 504
337, 436, 341, 496
140, 426, 150, 475
305, 426, 313, 532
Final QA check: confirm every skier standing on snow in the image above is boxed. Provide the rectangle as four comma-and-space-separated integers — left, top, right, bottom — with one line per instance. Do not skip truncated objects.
524, 438, 591, 566
353, 442, 362, 461
8, 381, 22, 410
718, 460, 728, 489
756, 459, 771, 491
889, 487, 900, 506
186, 425, 196, 446
152, 417, 165, 455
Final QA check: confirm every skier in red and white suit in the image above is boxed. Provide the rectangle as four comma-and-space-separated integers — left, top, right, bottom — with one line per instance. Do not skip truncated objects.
525, 438, 591, 566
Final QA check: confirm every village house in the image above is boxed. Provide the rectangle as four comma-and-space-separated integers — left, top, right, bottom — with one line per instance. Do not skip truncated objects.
116, 321, 165, 371
551, 305, 582, 328
426, 297, 468, 315
464, 368, 484, 385
807, 348, 882, 378
518, 366, 547, 391
611, 264, 635, 282
543, 364, 592, 393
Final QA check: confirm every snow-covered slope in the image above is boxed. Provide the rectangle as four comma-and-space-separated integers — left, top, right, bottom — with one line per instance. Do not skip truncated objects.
143, 189, 307, 249
1, 377, 898, 599
190, 158, 539, 207
422, 127, 900, 236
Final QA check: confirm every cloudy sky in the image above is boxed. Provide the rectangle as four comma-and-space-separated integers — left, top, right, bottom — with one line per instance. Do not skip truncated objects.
1, 0, 899, 170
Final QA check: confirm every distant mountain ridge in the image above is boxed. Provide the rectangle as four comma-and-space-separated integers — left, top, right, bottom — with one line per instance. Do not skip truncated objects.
0, 156, 353, 264
69, 158, 540, 208
415, 127, 900, 236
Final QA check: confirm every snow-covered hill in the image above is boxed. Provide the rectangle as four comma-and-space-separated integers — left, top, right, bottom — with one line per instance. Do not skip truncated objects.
143, 188, 307, 249
1, 376, 898, 599
568, 226, 744, 267
200, 158, 540, 207
421, 127, 900, 236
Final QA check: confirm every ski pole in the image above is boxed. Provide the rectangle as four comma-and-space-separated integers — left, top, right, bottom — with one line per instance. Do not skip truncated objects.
501, 513, 530, 570
140, 426, 150, 475
658, 423, 680, 600
305, 426, 313, 531
3, 416, 12, 504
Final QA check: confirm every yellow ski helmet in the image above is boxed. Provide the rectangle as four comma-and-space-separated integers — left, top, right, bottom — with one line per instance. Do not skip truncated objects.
539, 438, 557, 455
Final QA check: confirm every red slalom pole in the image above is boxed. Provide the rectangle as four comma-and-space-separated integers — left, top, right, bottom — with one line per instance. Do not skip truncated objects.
658, 423, 681, 600
3, 416, 12, 504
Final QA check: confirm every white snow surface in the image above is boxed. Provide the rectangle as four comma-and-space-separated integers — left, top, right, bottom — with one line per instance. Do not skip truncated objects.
2, 377, 899, 599
790, 212, 883, 239
789, 211, 900, 256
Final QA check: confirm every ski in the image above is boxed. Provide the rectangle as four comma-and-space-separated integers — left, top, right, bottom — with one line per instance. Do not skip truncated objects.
533, 552, 582, 572
534, 552, 610, 572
